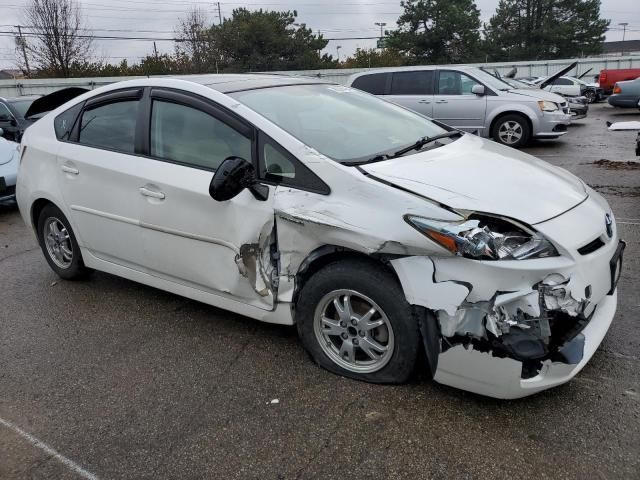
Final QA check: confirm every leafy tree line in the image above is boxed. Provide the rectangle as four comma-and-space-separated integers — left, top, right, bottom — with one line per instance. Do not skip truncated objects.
16, 0, 610, 78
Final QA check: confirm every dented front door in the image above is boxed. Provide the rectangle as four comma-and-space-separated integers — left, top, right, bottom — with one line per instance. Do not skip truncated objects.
138, 160, 276, 310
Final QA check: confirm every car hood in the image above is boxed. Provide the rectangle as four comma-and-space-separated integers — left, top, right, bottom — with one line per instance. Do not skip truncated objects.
505, 88, 567, 103
0, 138, 18, 166
360, 134, 587, 225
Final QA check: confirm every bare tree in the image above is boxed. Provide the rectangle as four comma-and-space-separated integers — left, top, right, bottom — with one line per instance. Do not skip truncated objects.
20, 0, 93, 77
175, 7, 215, 73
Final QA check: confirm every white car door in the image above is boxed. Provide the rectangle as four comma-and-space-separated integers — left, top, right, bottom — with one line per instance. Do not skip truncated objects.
136, 89, 278, 310
56, 88, 147, 269
383, 70, 435, 117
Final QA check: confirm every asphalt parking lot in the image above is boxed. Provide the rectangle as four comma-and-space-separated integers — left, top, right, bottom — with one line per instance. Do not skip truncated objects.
1, 102, 639, 479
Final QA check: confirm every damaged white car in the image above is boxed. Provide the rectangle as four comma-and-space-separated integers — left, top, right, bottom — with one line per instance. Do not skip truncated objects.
16, 75, 624, 399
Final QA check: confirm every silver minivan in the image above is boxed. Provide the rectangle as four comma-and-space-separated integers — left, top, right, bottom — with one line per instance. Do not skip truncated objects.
347, 66, 572, 148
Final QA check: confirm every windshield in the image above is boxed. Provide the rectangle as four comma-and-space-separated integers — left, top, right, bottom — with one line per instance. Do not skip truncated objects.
8, 99, 35, 119
469, 69, 515, 91
230, 84, 448, 163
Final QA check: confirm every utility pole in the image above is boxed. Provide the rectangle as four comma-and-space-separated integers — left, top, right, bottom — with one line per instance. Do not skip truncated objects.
374, 22, 387, 39
217, 2, 222, 26
619, 23, 628, 56
336, 45, 342, 62
15, 25, 30, 77
153, 41, 159, 60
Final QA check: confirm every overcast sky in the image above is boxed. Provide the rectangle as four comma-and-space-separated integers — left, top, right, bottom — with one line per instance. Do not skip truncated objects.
1, 0, 639, 70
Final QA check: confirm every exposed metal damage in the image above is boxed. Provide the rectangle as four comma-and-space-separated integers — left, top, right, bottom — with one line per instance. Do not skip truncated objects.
392, 255, 594, 381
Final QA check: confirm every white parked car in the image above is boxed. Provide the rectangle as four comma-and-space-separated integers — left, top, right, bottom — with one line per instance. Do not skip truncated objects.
0, 129, 19, 201
17, 75, 624, 399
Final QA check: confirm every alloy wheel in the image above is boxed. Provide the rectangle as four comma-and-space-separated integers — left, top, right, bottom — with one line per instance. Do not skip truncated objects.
313, 289, 395, 373
498, 120, 523, 145
43, 217, 73, 268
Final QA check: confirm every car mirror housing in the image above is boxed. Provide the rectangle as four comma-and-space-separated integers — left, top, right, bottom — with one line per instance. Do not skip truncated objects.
471, 85, 486, 96
209, 156, 269, 202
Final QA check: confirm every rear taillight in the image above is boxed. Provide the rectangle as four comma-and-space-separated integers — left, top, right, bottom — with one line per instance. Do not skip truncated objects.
600, 72, 607, 82
613, 85, 622, 94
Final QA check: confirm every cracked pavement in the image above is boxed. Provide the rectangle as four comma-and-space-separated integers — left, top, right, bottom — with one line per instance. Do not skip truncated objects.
1, 103, 639, 479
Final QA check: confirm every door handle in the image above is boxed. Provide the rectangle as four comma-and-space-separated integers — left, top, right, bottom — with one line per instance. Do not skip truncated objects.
418, 99, 431, 104
435, 100, 448, 104
61, 165, 79, 175
139, 187, 165, 200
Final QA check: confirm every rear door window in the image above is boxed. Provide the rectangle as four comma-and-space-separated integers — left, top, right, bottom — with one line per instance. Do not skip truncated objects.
390, 71, 434, 95
79, 100, 139, 153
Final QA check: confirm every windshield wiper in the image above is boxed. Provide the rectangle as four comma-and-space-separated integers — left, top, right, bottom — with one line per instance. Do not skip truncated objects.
343, 130, 463, 166
391, 130, 462, 157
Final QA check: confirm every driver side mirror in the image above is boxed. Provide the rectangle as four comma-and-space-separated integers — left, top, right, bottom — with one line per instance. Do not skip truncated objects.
471, 85, 486, 96
209, 156, 269, 202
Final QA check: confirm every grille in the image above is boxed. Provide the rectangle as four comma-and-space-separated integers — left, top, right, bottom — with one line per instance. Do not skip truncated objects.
578, 237, 605, 255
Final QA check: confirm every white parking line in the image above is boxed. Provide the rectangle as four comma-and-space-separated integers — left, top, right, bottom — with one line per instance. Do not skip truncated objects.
0, 416, 99, 480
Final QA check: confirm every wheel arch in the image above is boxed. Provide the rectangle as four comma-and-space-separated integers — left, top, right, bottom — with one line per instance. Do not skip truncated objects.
291, 245, 440, 379
489, 110, 533, 140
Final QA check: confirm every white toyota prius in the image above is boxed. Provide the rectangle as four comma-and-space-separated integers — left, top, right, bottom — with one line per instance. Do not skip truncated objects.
16, 75, 624, 399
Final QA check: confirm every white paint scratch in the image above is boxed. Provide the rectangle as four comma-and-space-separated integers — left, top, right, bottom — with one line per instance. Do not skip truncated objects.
0, 416, 99, 480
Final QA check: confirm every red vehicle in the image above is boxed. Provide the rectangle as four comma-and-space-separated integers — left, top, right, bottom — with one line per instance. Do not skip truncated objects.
599, 68, 640, 94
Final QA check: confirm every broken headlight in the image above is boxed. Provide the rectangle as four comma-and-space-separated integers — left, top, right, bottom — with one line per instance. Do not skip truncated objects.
404, 214, 559, 260
538, 100, 559, 112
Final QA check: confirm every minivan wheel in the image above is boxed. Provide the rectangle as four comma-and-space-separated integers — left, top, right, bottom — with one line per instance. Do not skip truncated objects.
492, 114, 530, 148
37, 204, 90, 280
296, 260, 420, 383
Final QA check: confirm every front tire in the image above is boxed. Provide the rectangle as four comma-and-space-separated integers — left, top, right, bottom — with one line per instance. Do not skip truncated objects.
37, 204, 90, 280
492, 114, 531, 148
296, 260, 420, 384
585, 90, 596, 103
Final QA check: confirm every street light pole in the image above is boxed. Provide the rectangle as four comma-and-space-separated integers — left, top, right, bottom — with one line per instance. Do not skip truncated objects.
619, 22, 628, 56
374, 22, 387, 41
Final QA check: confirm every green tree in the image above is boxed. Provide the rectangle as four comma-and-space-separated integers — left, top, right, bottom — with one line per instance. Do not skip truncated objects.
484, 0, 610, 61
213, 8, 334, 72
341, 48, 406, 68
385, 0, 482, 64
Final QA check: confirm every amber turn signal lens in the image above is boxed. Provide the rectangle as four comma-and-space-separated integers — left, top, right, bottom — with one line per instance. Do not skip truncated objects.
424, 230, 458, 254
613, 86, 621, 94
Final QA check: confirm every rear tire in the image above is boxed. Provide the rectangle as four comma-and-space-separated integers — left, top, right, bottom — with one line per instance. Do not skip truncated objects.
37, 204, 90, 280
492, 114, 531, 148
296, 259, 420, 384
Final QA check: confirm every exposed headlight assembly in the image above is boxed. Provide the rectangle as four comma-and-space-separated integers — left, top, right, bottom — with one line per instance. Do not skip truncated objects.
538, 100, 559, 112
405, 214, 559, 260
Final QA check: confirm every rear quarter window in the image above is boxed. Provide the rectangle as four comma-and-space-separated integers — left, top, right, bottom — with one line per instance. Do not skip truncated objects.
351, 73, 389, 95
54, 102, 83, 141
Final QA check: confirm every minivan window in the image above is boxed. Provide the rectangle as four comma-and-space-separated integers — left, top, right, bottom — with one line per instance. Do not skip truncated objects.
390, 71, 434, 95
150, 100, 251, 170
230, 84, 448, 163
437, 71, 481, 95
351, 73, 388, 95
79, 100, 139, 153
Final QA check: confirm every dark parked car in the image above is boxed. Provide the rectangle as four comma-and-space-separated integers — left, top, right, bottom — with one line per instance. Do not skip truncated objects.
0, 95, 41, 142
608, 78, 640, 109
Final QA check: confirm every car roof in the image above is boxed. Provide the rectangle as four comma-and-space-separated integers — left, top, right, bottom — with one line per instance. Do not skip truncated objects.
166, 73, 332, 93
0, 95, 41, 102
347, 65, 479, 79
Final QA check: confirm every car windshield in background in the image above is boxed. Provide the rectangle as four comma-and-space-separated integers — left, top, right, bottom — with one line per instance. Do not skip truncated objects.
8, 99, 34, 119
469, 69, 516, 91
230, 84, 448, 163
